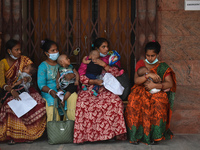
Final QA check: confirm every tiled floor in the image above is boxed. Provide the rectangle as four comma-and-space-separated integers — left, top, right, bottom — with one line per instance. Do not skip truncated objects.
0, 134, 200, 150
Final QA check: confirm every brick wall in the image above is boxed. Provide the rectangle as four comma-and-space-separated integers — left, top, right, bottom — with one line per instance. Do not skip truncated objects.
157, 0, 200, 134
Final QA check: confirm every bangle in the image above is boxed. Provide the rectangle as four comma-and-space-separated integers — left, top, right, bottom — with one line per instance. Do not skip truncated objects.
145, 74, 148, 80
103, 63, 108, 68
161, 84, 164, 89
3, 85, 8, 91
10, 89, 15, 94
48, 89, 53, 95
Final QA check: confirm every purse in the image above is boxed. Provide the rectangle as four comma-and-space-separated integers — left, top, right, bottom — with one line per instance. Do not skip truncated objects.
116, 72, 130, 100
47, 98, 74, 144
112, 65, 131, 101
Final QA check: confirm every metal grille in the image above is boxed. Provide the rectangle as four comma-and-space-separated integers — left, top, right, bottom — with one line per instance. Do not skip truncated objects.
0, 0, 157, 85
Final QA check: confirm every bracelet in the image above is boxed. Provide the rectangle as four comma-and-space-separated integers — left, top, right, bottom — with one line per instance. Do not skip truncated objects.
161, 84, 164, 89
48, 89, 53, 95
145, 74, 148, 80
10, 89, 15, 94
3, 85, 8, 91
103, 63, 108, 68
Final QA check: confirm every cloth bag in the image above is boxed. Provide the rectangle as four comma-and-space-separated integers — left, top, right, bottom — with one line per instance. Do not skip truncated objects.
102, 73, 124, 95
47, 98, 74, 144
116, 73, 130, 100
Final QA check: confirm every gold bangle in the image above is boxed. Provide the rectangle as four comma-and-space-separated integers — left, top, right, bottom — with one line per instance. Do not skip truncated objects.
3, 84, 8, 91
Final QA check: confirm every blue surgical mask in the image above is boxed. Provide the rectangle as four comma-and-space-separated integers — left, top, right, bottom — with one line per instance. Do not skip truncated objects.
145, 58, 158, 65
9, 51, 18, 60
48, 52, 59, 61
99, 52, 107, 57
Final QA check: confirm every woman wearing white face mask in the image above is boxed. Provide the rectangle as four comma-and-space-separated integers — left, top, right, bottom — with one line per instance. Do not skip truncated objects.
37, 39, 78, 122
74, 38, 127, 144
0, 39, 46, 144
125, 41, 176, 145
37, 39, 61, 122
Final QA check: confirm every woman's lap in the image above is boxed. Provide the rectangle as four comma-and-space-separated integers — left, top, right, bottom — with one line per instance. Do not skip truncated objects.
74, 88, 127, 143
125, 85, 171, 144
0, 87, 46, 142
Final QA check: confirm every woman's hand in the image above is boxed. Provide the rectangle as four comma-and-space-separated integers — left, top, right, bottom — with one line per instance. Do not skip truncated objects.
89, 79, 103, 86
147, 73, 161, 83
49, 90, 57, 98
94, 59, 106, 67
144, 80, 156, 91
65, 73, 75, 81
95, 79, 103, 86
11, 89, 21, 100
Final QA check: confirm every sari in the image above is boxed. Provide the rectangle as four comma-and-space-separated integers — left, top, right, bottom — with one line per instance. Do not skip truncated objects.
0, 56, 46, 143
74, 55, 127, 143
125, 60, 176, 145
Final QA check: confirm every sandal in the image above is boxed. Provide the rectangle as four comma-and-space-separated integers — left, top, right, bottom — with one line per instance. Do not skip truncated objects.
150, 141, 159, 145
7, 140, 16, 145
130, 141, 139, 145
26, 140, 33, 144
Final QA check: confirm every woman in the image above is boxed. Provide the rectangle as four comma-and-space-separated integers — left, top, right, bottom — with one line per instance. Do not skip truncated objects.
0, 39, 46, 144
74, 37, 127, 143
37, 39, 77, 122
125, 41, 176, 145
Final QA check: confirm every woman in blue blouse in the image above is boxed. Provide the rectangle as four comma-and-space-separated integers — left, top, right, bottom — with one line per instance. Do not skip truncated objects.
37, 39, 61, 122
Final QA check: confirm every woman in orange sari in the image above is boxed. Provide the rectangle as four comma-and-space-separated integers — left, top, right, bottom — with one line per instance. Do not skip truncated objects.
125, 41, 176, 145
0, 39, 46, 144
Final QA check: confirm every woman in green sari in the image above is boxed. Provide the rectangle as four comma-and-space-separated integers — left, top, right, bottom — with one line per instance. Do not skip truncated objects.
125, 41, 176, 145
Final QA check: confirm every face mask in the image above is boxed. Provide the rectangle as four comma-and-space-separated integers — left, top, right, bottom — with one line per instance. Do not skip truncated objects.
145, 58, 158, 65
48, 52, 59, 61
99, 52, 107, 57
9, 51, 18, 60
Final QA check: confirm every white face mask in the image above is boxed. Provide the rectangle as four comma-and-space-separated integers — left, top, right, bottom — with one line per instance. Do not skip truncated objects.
145, 58, 158, 65
48, 52, 59, 61
9, 50, 18, 60
99, 52, 107, 57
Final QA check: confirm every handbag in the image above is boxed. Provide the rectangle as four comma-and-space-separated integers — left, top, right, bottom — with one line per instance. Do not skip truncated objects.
47, 98, 74, 144
116, 72, 130, 100
112, 64, 131, 101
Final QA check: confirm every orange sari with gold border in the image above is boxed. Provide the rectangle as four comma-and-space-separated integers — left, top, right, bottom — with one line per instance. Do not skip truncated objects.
125, 61, 176, 145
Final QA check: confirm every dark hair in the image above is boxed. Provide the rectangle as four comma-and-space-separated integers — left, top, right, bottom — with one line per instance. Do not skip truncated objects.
145, 41, 161, 54
92, 38, 109, 49
29, 64, 37, 75
40, 39, 58, 52
5, 39, 20, 55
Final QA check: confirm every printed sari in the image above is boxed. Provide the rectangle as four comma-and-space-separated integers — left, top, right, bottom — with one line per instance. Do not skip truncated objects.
0, 56, 46, 143
125, 60, 176, 145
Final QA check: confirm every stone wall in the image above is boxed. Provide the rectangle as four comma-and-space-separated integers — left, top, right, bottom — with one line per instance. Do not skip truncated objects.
157, 0, 200, 133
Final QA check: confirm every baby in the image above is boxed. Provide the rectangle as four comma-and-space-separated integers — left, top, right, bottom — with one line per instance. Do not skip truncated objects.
56, 54, 79, 106
137, 66, 161, 94
12, 64, 36, 92
82, 50, 104, 96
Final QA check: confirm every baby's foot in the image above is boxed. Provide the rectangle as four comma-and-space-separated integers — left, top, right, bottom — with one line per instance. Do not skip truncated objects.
92, 90, 98, 96
82, 84, 87, 91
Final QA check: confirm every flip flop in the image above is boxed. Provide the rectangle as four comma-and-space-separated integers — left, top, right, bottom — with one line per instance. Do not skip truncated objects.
26, 140, 33, 144
7, 140, 15, 145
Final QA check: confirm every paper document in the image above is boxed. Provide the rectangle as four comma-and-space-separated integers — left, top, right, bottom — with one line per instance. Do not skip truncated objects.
56, 91, 64, 101
103, 73, 124, 95
8, 92, 37, 118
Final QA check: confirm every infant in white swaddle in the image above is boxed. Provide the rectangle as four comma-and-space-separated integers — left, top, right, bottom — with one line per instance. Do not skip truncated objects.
137, 66, 161, 94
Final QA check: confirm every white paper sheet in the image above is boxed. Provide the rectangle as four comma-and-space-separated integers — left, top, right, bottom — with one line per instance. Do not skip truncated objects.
56, 91, 64, 101
8, 92, 37, 118
103, 73, 124, 95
